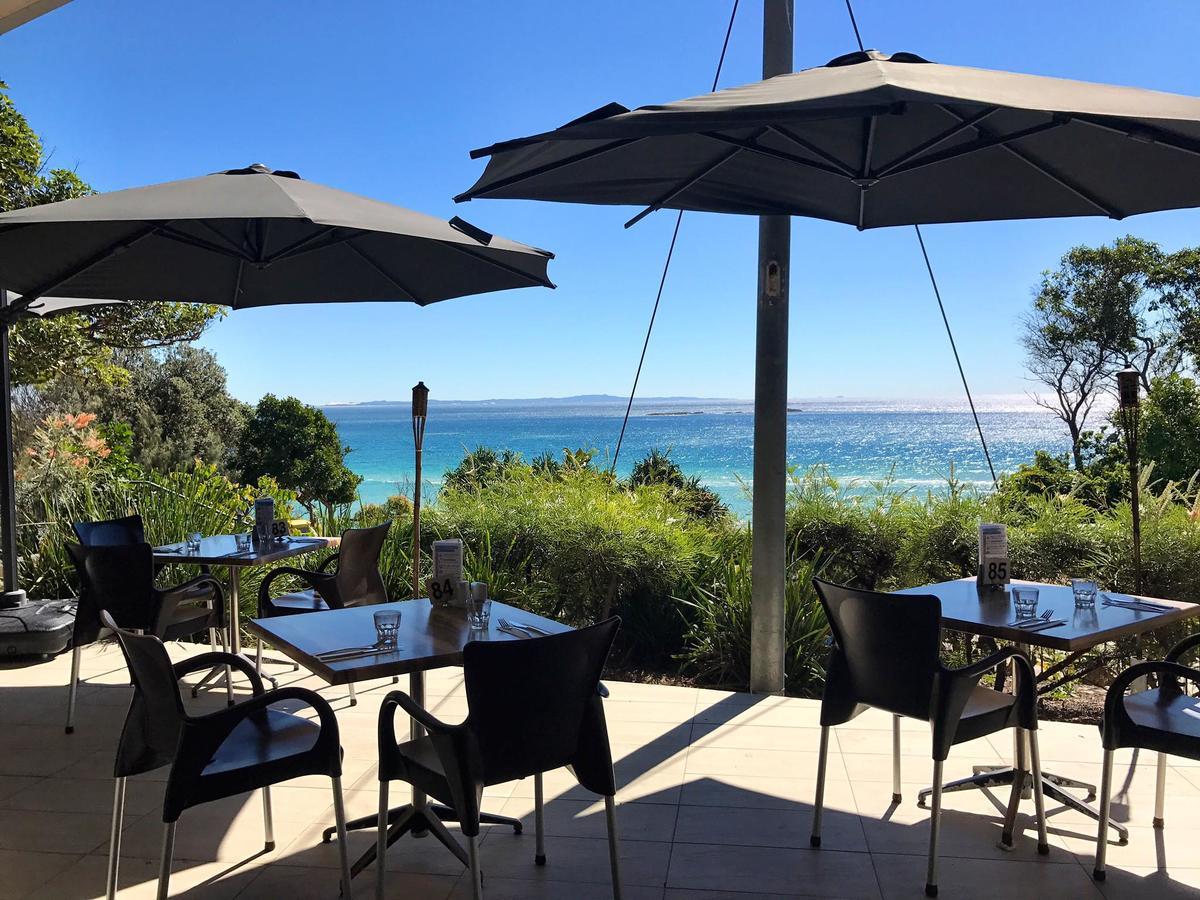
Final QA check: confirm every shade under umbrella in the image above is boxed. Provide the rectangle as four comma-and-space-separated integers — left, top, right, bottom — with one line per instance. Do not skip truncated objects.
457, 49, 1200, 230
0, 164, 555, 599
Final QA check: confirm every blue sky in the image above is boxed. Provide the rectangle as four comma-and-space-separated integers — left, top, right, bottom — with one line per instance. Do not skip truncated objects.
3, 0, 1199, 404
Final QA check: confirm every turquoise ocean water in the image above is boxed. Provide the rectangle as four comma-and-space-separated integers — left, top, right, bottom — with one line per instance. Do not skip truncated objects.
324, 397, 1069, 519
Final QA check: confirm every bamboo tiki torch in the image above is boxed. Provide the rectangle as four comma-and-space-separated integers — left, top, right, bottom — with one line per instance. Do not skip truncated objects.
411, 381, 429, 601
1117, 368, 1142, 594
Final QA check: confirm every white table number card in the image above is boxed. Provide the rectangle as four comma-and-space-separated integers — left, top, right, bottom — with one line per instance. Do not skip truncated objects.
430, 539, 464, 607
977, 523, 1010, 590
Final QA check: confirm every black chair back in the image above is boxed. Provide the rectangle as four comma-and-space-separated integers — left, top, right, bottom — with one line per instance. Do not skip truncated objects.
100, 610, 188, 778
813, 578, 942, 721
66, 541, 160, 644
462, 617, 619, 789
72, 514, 146, 546
333, 522, 390, 607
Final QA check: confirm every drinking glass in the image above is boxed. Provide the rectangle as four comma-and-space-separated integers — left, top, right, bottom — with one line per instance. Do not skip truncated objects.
186, 532, 202, 554
1071, 578, 1098, 609
373, 610, 401, 648
235, 532, 252, 552
467, 593, 492, 630
1012, 586, 1040, 619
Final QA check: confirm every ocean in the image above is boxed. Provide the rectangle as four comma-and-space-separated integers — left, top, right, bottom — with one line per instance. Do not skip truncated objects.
325, 397, 1069, 519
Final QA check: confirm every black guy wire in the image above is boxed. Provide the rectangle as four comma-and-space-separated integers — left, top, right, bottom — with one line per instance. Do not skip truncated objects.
843, 0, 999, 489
610, 0, 740, 475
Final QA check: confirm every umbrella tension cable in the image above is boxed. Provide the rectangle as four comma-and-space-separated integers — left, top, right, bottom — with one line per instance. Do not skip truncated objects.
844, 0, 998, 489
610, 0, 741, 475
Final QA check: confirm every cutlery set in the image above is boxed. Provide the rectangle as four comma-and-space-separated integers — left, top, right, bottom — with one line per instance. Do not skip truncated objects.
1008, 609, 1066, 631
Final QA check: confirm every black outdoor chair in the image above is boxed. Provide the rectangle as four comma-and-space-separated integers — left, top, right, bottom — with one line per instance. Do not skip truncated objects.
257, 521, 391, 703
64, 540, 229, 732
1093, 631, 1200, 881
100, 610, 354, 900
374, 617, 623, 900
810, 578, 1048, 898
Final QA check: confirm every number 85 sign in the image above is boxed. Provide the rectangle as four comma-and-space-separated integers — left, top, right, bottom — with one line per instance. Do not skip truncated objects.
978, 524, 1011, 588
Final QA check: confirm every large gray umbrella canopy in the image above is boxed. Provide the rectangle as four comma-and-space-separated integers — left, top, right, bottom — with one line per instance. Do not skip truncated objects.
0, 164, 554, 599
0, 163, 553, 312
458, 49, 1200, 229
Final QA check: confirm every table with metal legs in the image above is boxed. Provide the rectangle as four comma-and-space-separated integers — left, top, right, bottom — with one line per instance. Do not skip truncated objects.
320, 667, 523, 880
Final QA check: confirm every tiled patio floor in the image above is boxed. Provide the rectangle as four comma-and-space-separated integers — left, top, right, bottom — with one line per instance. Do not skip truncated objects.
2, 643, 1198, 899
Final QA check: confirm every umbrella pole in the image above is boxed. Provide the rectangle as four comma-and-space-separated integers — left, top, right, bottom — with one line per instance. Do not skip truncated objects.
750, 0, 793, 695
0, 291, 24, 606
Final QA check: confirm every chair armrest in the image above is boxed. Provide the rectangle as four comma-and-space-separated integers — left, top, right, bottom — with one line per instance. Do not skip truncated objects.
947, 646, 1033, 684
597, 682, 610, 698
161, 574, 224, 607
173, 651, 266, 696
317, 552, 340, 574
1102, 660, 1200, 749
258, 566, 335, 613
1166, 632, 1200, 665
379, 689, 462, 742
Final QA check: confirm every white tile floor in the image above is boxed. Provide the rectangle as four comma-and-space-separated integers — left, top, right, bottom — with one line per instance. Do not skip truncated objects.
1, 644, 1196, 899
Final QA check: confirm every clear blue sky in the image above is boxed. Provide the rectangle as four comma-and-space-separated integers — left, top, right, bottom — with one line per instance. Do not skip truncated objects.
3, 0, 1199, 404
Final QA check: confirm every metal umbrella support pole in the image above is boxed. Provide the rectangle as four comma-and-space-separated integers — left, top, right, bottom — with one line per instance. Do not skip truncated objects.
0, 291, 23, 607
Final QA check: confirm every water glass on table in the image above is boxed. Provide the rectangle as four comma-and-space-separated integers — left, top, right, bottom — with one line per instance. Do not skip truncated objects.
185, 532, 202, 554
1071, 578, 1098, 609
1012, 586, 1040, 620
467, 583, 492, 630
235, 532, 252, 553
373, 610, 401, 648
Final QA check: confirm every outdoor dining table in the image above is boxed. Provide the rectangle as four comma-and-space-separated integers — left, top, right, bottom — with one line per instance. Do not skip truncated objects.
153, 533, 337, 676
894, 577, 1200, 842
246, 598, 572, 881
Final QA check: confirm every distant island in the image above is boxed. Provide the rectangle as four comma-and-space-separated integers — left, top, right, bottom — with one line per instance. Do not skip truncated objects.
646, 410, 705, 417
325, 394, 742, 408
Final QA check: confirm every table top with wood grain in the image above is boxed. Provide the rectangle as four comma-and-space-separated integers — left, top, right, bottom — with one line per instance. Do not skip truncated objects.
246, 599, 572, 684
152, 534, 337, 567
894, 578, 1200, 651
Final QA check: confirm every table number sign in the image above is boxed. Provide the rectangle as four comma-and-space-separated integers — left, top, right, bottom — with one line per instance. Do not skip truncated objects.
977, 523, 1010, 590
429, 539, 464, 607
269, 519, 290, 541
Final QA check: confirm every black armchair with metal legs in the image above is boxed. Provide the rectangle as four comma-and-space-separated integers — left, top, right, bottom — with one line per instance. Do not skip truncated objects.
1093, 631, 1200, 881
257, 521, 392, 704
374, 618, 623, 900
100, 610, 354, 900
64, 540, 229, 733
810, 579, 1048, 898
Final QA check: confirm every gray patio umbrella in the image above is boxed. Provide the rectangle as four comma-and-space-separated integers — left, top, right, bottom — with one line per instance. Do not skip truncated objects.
457, 49, 1200, 229
0, 163, 554, 599
456, 47, 1200, 697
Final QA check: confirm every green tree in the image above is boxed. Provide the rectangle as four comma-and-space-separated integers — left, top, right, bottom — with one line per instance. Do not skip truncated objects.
1, 80, 223, 386
1024, 236, 1185, 468
629, 448, 728, 522
45, 347, 250, 473
1140, 374, 1200, 485
233, 395, 361, 520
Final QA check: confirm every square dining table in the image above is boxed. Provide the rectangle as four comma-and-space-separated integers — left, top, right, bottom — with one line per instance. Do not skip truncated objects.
153, 534, 338, 657
894, 577, 1200, 842
246, 598, 572, 881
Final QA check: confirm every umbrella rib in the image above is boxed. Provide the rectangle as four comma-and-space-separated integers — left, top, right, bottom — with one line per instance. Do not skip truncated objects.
454, 137, 648, 202
194, 220, 256, 259
882, 116, 1070, 179
15, 222, 164, 307
699, 131, 854, 181
157, 224, 257, 262
623, 141, 749, 228
936, 105, 1123, 218
1069, 115, 1200, 159
872, 106, 1000, 178
767, 125, 858, 177
857, 115, 878, 229
439, 240, 554, 291
264, 227, 361, 265
342, 242, 423, 304
231, 258, 245, 305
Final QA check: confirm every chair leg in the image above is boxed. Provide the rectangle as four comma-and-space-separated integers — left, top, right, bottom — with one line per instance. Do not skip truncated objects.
376, 779, 389, 900
105, 777, 126, 900
925, 759, 944, 898
1027, 729, 1049, 855
467, 833, 484, 900
255, 638, 263, 677
262, 786, 275, 850
810, 725, 831, 848
604, 794, 622, 900
892, 714, 903, 803
534, 771, 546, 865
1154, 751, 1167, 828
1093, 748, 1115, 881
157, 821, 176, 900
348, 681, 357, 706
65, 645, 81, 734
332, 776, 354, 899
